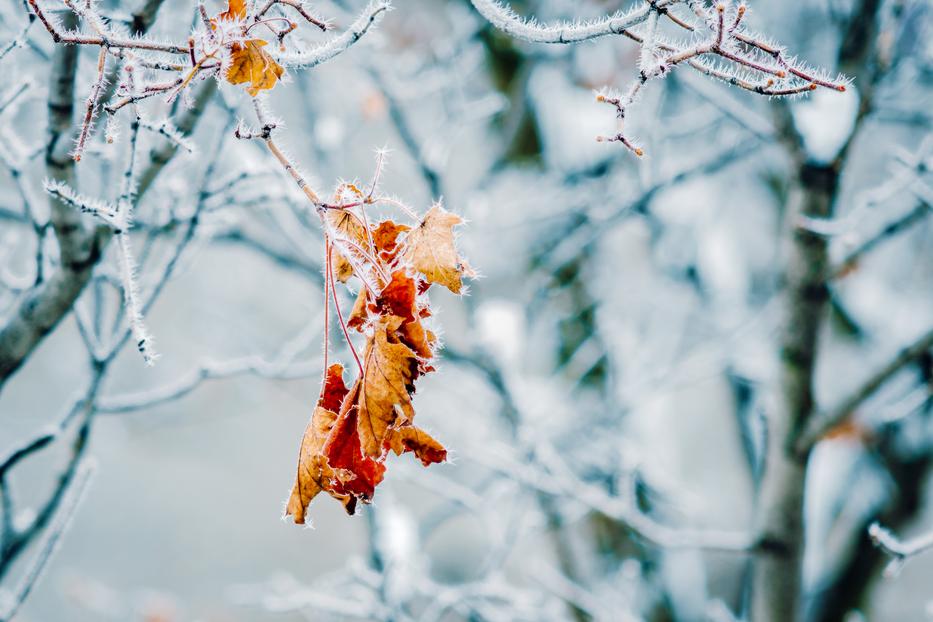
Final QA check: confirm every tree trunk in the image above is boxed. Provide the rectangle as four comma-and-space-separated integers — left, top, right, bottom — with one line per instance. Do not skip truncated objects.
752, 163, 839, 621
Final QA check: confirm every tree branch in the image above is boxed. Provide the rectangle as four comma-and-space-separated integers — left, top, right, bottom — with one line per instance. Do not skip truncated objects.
0, 460, 95, 622
832, 201, 931, 279
868, 522, 933, 578
797, 327, 933, 453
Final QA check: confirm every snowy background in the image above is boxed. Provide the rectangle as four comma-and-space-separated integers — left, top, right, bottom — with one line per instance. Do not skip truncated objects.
0, 0, 931, 620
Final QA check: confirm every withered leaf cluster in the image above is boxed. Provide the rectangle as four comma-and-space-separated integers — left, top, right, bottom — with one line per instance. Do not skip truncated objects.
286, 204, 472, 523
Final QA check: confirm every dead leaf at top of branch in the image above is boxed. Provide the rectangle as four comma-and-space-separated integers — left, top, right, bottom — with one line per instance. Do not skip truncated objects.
226, 39, 284, 97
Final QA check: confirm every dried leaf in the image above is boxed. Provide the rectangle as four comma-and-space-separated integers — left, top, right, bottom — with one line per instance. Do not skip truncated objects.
357, 315, 419, 456
348, 268, 418, 329
385, 425, 447, 466
323, 391, 386, 505
285, 407, 345, 524
287, 185, 473, 518
318, 363, 350, 413
371, 220, 410, 263
326, 210, 369, 282
348, 287, 371, 330
376, 270, 417, 322
226, 39, 284, 97
397, 319, 436, 361
217, 0, 247, 21
402, 205, 472, 293
285, 365, 355, 523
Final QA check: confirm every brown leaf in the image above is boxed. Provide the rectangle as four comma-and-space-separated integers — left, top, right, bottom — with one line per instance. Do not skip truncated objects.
285, 406, 349, 524
226, 39, 284, 97
385, 425, 447, 466
397, 319, 436, 361
357, 315, 419, 456
347, 287, 371, 331
402, 205, 472, 293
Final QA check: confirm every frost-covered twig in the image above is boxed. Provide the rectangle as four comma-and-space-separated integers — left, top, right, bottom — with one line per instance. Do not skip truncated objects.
0, 366, 104, 586
473, 0, 847, 155
114, 96, 158, 366
832, 200, 931, 279
0, 82, 30, 116
97, 328, 320, 413
255, 0, 330, 31
28, 0, 186, 54
276, 0, 390, 68
469, 0, 651, 44
138, 118, 195, 153
42, 179, 122, 229
0, 17, 34, 64
0, 460, 95, 622
868, 522, 933, 578
71, 45, 108, 162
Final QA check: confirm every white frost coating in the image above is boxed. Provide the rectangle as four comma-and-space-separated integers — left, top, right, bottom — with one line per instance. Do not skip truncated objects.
791, 85, 859, 163
140, 118, 195, 153
43, 179, 123, 229
276, 0, 391, 68
470, 0, 650, 44
116, 231, 158, 366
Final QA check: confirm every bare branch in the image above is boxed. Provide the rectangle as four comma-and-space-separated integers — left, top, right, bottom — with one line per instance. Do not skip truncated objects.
0, 460, 95, 622
469, 0, 651, 44
276, 0, 390, 68
832, 201, 931, 279
797, 327, 933, 453
869, 522, 933, 578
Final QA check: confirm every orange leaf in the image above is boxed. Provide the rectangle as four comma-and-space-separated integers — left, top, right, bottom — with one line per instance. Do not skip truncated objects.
357, 315, 420, 456
347, 287, 371, 331
397, 319, 436, 361
285, 406, 353, 524
217, 0, 247, 21
371, 220, 410, 263
376, 270, 418, 322
385, 425, 447, 466
226, 39, 284, 97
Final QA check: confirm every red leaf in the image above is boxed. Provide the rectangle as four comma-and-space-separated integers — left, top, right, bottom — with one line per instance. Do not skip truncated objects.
323, 384, 386, 503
